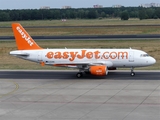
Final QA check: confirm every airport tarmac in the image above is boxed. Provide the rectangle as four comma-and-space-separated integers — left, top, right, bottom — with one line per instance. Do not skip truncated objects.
0, 70, 160, 120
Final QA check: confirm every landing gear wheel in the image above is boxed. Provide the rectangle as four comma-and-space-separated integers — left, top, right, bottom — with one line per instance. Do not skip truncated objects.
130, 72, 135, 76
76, 72, 83, 78
130, 67, 135, 76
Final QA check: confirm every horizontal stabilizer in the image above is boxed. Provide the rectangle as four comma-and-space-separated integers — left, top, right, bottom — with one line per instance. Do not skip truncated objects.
10, 51, 29, 57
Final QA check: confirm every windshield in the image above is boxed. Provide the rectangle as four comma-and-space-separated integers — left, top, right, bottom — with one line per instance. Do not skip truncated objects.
140, 54, 150, 57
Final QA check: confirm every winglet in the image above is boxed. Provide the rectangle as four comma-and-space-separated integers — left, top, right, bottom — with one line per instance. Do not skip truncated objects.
12, 23, 42, 50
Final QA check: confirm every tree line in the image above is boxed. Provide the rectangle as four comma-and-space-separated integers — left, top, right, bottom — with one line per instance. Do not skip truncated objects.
0, 7, 160, 21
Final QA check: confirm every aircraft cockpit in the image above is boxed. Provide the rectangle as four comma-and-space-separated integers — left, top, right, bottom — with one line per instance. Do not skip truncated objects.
140, 54, 150, 57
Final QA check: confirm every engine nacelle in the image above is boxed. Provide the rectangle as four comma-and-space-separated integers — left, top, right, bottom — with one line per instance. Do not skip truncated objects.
90, 65, 108, 76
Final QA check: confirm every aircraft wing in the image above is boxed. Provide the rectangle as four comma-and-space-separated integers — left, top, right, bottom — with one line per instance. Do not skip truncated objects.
45, 61, 113, 67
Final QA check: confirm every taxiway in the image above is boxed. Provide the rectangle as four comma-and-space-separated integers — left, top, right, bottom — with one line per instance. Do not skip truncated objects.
0, 70, 160, 120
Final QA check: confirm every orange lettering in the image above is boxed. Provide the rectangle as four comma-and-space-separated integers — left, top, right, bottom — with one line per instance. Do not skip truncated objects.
54, 52, 62, 59
110, 52, 117, 59
63, 52, 69, 59
46, 52, 54, 59
86, 52, 93, 59
103, 52, 109, 59
77, 50, 86, 59
46, 51, 128, 61
69, 52, 78, 61
94, 51, 100, 59
118, 52, 128, 59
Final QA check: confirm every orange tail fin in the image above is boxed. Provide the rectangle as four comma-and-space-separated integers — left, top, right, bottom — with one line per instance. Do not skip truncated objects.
12, 23, 42, 50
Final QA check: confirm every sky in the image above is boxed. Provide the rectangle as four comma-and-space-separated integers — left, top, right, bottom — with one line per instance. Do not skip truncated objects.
1, 0, 160, 9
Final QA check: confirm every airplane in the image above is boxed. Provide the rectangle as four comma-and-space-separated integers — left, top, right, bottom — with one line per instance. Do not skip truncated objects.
10, 23, 156, 78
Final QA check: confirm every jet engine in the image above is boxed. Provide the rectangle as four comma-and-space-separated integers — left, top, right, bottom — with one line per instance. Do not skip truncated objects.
90, 65, 108, 76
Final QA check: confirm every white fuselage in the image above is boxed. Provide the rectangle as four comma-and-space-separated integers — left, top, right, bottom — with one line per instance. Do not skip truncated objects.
10, 48, 156, 68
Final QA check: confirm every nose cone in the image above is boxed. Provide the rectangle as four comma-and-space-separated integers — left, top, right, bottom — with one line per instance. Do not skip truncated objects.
150, 57, 156, 65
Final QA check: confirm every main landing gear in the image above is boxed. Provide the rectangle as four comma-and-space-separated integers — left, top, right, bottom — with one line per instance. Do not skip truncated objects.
76, 68, 136, 78
76, 72, 83, 78
76, 68, 91, 78
130, 67, 135, 76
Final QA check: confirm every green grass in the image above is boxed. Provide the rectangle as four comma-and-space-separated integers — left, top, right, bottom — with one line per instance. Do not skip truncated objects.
1, 19, 160, 37
1, 19, 160, 27
1, 26, 160, 36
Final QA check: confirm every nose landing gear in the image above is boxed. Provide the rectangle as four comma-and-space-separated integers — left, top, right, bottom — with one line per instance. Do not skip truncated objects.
130, 67, 135, 76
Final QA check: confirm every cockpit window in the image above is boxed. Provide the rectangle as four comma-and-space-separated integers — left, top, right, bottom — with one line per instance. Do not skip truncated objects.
140, 54, 150, 57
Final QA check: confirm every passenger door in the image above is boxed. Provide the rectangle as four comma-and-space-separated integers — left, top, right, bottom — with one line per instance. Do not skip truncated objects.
129, 51, 134, 62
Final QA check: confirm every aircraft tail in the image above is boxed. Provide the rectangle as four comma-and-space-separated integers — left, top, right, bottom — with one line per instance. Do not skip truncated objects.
12, 23, 42, 50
